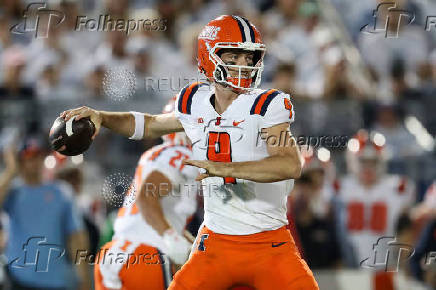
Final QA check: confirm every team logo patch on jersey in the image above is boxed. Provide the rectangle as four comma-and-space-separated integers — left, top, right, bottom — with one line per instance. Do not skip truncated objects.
197, 117, 204, 123
199, 26, 221, 40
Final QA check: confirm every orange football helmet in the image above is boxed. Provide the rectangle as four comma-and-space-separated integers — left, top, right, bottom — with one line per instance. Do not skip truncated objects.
162, 96, 190, 146
197, 15, 266, 91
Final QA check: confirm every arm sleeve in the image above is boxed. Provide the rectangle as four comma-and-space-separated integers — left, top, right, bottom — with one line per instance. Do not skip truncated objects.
259, 92, 295, 129
173, 87, 198, 144
174, 87, 194, 125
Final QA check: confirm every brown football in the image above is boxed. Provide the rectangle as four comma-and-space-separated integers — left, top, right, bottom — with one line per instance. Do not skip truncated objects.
49, 117, 95, 156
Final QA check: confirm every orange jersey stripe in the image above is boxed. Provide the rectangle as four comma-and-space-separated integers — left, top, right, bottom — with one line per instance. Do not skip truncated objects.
254, 89, 276, 115
180, 82, 202, 114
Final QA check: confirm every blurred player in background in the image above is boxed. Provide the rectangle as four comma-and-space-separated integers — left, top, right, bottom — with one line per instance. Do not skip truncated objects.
335, 129, 415, 290
0, 137, 91, 290
62, 15, 318, 289
94, 98, 198, 290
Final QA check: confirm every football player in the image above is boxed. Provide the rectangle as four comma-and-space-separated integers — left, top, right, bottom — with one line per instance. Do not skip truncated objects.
62, 15, 319, 290
336, 129, 415, 290
94, 99, 198, 289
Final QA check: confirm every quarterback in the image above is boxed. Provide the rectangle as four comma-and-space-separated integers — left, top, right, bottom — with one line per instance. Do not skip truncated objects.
62, 15, 319, 290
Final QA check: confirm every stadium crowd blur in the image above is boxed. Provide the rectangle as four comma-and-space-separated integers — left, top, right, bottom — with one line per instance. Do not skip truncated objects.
0, 0, 435, 289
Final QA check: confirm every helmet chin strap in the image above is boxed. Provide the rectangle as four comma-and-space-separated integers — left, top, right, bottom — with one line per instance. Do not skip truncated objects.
213, 64, 253, 92
214, 64, 227, 83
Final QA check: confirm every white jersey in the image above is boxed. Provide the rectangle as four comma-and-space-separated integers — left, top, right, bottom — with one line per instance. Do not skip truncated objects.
174, 82, 296, 235
113, 143, 198, 253
336, 175, 414, 263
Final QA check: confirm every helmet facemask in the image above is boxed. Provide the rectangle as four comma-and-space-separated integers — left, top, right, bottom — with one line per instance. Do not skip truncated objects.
209, 42, 266, 91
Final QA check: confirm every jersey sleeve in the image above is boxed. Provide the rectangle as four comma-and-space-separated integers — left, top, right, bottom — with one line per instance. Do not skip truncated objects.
257, 91, 295, 129
174, 88, 192, 125
174, 82, 206, 123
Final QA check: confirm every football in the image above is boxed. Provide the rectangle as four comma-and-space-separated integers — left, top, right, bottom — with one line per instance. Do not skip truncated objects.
49, 116, 95, 156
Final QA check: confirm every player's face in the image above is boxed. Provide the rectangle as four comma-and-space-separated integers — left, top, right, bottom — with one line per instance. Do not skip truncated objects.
219, 49, 255, 78
358, 159, 379, 186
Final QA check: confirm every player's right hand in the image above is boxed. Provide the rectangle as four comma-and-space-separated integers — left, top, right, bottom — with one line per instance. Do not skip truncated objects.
162, 228, 192, 265
60, 106, 102, 139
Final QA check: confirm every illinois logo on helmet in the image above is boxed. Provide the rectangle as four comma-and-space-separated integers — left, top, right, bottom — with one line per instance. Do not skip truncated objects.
197, 15, 266, 91
162, 96, 190, 146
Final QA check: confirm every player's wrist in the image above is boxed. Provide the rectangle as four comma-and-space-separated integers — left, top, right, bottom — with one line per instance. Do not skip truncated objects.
216, 161, 233, 177
99, 110, 109, 128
